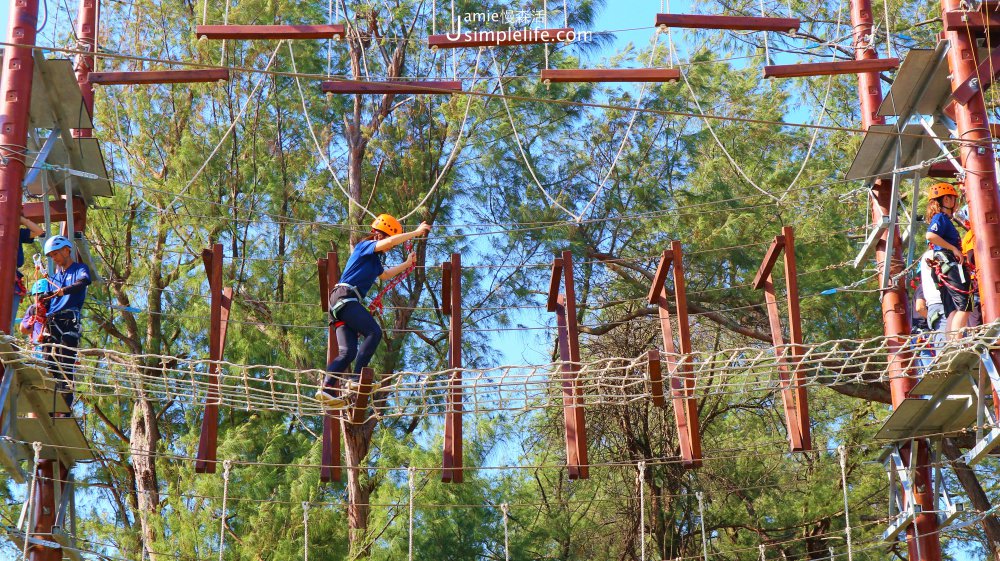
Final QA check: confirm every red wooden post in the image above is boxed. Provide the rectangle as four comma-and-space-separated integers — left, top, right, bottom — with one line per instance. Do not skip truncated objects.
349, 368, 376, 425
648, 243, 702, 468
647, 350, 665, 408
561, 251, 588, 479
28, 460, 59, 561
72, 0, 97, 138
0, 0, 41, 334
442, 254, 464, 483
318, 250, 342, 483
196, 244, 232, 473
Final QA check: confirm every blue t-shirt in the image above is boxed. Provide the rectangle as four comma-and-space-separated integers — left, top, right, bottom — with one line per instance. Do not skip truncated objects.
17, 228, 33, 268
928, 213, 961, 251
338, 240, 385, 298
47, 262, 91, 315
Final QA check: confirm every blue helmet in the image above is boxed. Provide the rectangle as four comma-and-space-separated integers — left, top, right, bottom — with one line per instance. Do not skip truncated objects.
43, 235, 73, 255
30, 279, 51, 295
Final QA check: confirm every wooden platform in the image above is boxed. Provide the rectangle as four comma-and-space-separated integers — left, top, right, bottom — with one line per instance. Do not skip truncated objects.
3, 526, 82, 561
762, 58, 899, 79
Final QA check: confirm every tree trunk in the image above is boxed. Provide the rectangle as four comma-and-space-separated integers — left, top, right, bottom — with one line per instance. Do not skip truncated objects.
130, 396, 161, 561
942, 438, 1000, 559
343, 417, 377, 558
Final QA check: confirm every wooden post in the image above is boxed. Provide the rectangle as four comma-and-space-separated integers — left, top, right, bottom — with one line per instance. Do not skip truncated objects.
442, 254, 464, 483
752, 229, 811, 452
195, 244, 232, 473
647, 242, 702, 468
349, 368, 376, 425
647, 350, 665, 408
318, 249, 342, 483
548, 252, 589, 479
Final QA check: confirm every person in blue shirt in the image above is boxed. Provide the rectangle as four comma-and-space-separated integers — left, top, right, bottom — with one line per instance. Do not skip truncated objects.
41, 235, 91, 407
925, 182, 971, 336
315, 214, 431, 409
12, 216, 44, 332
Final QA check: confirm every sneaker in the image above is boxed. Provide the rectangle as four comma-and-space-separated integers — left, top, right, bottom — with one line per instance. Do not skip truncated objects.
314, 387, 348, 409
344, 379, 381, 396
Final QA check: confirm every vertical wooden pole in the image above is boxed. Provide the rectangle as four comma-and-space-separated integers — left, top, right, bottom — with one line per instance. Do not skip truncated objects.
554, 294, 581, 479
319, 249, 343, 483
28, 460, 59, 561
668, 241, 701, 466
73, 0, 98, 137
196, 244, 231, 473
442, 254, 464, 483
561, 251, 589, 478
782, 227, 811, 451
349, 367, 376, 425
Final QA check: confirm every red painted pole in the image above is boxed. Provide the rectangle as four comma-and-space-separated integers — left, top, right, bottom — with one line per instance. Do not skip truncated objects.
321, 250, 342, 483
0, 0, 40, 334
851, 1, 940, 559
28, 460, 59, 561
73, 0, 97, 137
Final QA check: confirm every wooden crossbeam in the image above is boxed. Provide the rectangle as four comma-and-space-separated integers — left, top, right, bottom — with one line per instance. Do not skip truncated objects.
321, 80, 463, 94
196, 24, 345, 40
441, 254, 464, 483
763, 58, 900, 79
655, 13, 799, 33
953, 47, 1000, 105
318, 249, 342, 483
88, 69, 230, 85
195, 244, 232, 474
540, 68, 681, 83
428, 28, 575, 49
753, 227, 811, 453
942, 9, 1000, 32
21, 198, 86, 226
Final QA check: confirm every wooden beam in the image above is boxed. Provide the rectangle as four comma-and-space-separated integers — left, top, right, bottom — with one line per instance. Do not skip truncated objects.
320, 249, 342, 483
196, 244, 230, 473
196, 24, 345, 40
942, 9, 1000, 33
763, 58, 899, 79
647, 350, 665, 408
752, 235, 785, 290
547, 257, 564, 312
781, 227, 811, 451
647, 249, 673, 305
541, 68, 680, 83
349, 368, 375, 425
442, 253, 463, 483
927, 160, 961, 178
88, 69, 230, 85
655, 13, 799, 33
21, 198, 86, 225
441, 261, 452, 316
428, 27, 575, 49
668, 241, 701, 468
953, 46, 1000, 105
554, 296, 581, 480
321, 80, 463, 94
561, 251, 588, 479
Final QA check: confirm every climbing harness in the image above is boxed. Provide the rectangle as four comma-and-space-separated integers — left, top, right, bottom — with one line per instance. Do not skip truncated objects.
329, 282, 364, 325
928, 253, 973, 296
369, 241, 415, 317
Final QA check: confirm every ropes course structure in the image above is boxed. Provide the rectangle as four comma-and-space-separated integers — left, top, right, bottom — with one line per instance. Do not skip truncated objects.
3, 0, 1000, 560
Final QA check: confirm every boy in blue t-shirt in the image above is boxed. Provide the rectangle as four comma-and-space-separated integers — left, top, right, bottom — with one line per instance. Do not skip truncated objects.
41, 236, 91, 408
925, 183, 971, 336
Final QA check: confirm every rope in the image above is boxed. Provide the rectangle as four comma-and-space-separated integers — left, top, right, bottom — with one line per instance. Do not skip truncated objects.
369, 241, 415, 316
302, 502, 310, 561
759, 543, 767, 560
838, 445, 854, 561
218, 460, 232, 561
697, 491, 709, 561
637, 461, 646, 561
501, 503, 511, 561
408, 467, 416, 561
760, 0, 771, 64
22, 442, 42, 561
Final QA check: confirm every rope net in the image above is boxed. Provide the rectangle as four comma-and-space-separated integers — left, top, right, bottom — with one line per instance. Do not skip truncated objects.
2, 324, 993, 422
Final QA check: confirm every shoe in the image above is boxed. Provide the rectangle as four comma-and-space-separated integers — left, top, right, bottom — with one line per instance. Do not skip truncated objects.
344, 379, 381, 395
315, 387, 348, 409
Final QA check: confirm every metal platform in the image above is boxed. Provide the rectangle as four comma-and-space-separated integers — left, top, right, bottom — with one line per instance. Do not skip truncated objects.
876, 43, 952, 118
2, 526, 83, 561
846, 122, 952, 181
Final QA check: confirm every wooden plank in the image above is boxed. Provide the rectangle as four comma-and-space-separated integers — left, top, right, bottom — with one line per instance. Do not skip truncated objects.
782, 227, 811, 451
321, 250, 341, 483
554, 298, 581, 480
752, 235, 785, 290
448, 254, 463, 482
953, 47, 1000, 105
349, 368, 375, 425
927, 160, 961, 178
942, 9, 1000, 32
646, 249, 673, 305
647, 350, 665, 408
428, 27, 575, 49
88, 69, 230, 85
196, 24, 345, 40
321, 80, 462, 94
547, 257, 564, 312
655, 13, 799, 33
670, 241, 701, 467
562, 251, 588, 479
196, 244, 223, 473
441, 261, 452, 316
541, 68, 680, 83
21, 197, 86, 225
763, 58, 900, 79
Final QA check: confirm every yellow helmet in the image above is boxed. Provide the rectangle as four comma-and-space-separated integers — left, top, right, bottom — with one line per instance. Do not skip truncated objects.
928, 182, 958, 200
371, 214, 402, 236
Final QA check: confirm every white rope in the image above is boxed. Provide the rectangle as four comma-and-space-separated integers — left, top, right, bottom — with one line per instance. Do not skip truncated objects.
165, 42, 283, 211
837, 445, 854, 561
22, 442, 42, 561
303, 502, 310, 561
219, 0, 230, 66
218, 459, 232, 561
398, 47, 484, 221
563, 0, 568, 27
202, 0, 208, 25
501, 503, 511, 561
288, 42, 376, 219
450, 0, 455, 33
432, 0, 436, 35
637, 461, 647, 561
490, 50, 581, 221
759, 543, 767, 560
697, 491, 709, 561
760, 0, 771, 64
576, 29, 662, 221
327, 0, 334, 76
408, 467, 416, 561
882, 0, 893, 58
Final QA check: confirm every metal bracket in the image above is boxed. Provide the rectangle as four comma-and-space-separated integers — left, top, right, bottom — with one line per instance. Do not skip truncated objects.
883, 446, 920, 541
854, 217, 890, 268
23, 128, 61, 187
919, 116, 966, 177
960, 350, 1000, 464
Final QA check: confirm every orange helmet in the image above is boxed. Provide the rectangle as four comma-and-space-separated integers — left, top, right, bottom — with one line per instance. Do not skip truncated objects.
928, 182, 958, 200
371, 214, 402, 236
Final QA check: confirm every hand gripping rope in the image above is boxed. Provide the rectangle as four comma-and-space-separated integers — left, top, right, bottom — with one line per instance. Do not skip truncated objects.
369, 241, 415, 316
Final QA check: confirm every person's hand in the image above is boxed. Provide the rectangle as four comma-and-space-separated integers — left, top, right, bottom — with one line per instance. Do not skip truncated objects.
405, 252, 417, 267
416, 222, 431, 236
954, 248, 965, 266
